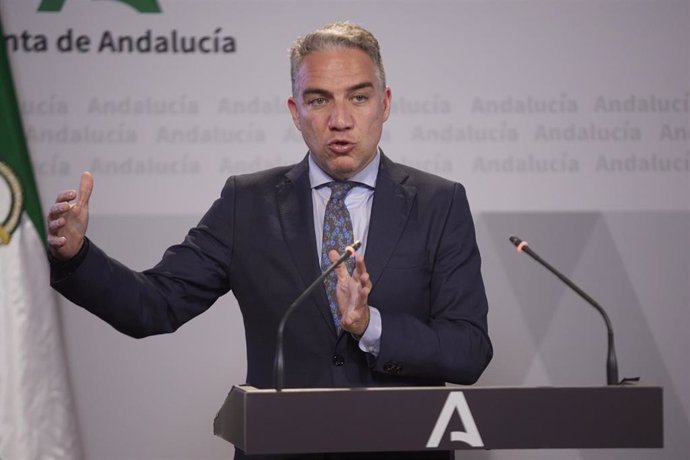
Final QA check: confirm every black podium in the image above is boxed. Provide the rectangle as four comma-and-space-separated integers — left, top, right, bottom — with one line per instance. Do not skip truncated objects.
213, 385, 663, 455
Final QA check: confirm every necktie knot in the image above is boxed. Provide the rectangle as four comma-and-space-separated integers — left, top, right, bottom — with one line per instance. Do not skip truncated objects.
327, 181, 356, 201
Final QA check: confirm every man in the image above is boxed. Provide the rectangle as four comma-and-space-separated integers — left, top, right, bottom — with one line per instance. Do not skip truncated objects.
48, 22, 492, 459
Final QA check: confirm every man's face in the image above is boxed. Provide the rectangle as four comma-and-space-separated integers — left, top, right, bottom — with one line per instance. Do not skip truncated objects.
288, 47, 391, 180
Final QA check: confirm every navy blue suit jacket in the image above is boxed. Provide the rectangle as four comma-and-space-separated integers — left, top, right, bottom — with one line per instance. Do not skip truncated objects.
52, 153, 492, 390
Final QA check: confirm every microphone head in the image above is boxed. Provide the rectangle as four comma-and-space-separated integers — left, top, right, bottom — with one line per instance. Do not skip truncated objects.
509, 235, 529, 253
346, 240, 362, 256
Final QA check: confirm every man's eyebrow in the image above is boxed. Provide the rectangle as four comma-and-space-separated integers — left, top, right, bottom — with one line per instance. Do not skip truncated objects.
347, 82, 375, 92
302, 88, 332, 97
301, 82, 375, 97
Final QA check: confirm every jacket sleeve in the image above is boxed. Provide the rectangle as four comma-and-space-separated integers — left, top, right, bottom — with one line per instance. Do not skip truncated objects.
50, 177, 237, 339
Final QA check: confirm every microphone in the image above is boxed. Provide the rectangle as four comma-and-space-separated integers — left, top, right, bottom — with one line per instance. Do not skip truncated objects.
272, 241, 362, 390
508, 235, 621, 385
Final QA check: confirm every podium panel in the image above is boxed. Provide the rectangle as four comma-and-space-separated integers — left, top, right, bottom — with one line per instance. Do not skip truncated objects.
214, 385, 663, 455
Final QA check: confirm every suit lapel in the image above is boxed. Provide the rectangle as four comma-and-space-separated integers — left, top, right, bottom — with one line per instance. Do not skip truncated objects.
276, 156, 337, 336
365, 154, 416, 287
274, 154, 415, 335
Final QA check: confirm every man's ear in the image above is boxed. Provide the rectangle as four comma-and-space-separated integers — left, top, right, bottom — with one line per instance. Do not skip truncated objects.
382, 86, 392, 122
287, 96, 302, 131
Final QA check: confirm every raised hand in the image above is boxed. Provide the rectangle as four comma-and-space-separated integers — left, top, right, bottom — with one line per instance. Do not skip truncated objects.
329, 250, 372, 336
47, 171, 93, 261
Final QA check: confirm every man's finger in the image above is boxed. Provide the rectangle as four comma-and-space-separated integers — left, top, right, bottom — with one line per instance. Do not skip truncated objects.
353, 256, 370, 286
328, 249, 349, 281
359, 271, 371, 289
48, 201, 77, 219
356, 255, 368, 276
54, 189, 77, 204
47, 217, 65, 233
78, 171, 94, 207
47, 234, 66, 247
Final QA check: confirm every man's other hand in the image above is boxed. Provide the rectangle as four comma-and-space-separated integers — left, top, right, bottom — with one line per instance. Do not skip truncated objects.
329, 250, 372, 336
47, 171, 93, 261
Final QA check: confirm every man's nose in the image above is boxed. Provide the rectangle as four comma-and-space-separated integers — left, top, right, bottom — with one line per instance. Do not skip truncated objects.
327, 102, 353, 130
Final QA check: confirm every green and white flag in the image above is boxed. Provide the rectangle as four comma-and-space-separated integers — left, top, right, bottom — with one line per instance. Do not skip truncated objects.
0, 15, 83, 460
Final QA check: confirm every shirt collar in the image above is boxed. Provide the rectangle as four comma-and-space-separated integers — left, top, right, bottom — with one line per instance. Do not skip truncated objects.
308, 149, 380, 190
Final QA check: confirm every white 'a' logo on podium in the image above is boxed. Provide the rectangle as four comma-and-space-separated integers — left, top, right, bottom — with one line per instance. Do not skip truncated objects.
426, 392, 484, 448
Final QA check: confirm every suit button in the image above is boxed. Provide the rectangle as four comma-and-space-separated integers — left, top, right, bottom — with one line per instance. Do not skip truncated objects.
383, 362, 402, 375
332, 354, 345, 366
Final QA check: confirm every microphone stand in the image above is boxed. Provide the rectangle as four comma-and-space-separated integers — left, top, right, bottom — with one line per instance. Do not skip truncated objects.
509, 235, 621, 385
272, 241, 361, 391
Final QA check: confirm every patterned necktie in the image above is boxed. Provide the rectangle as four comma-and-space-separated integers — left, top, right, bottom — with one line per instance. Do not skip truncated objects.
321, 181, 356, 333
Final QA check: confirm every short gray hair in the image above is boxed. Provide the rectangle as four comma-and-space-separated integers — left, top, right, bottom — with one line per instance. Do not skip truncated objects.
289, 22, 386, 95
